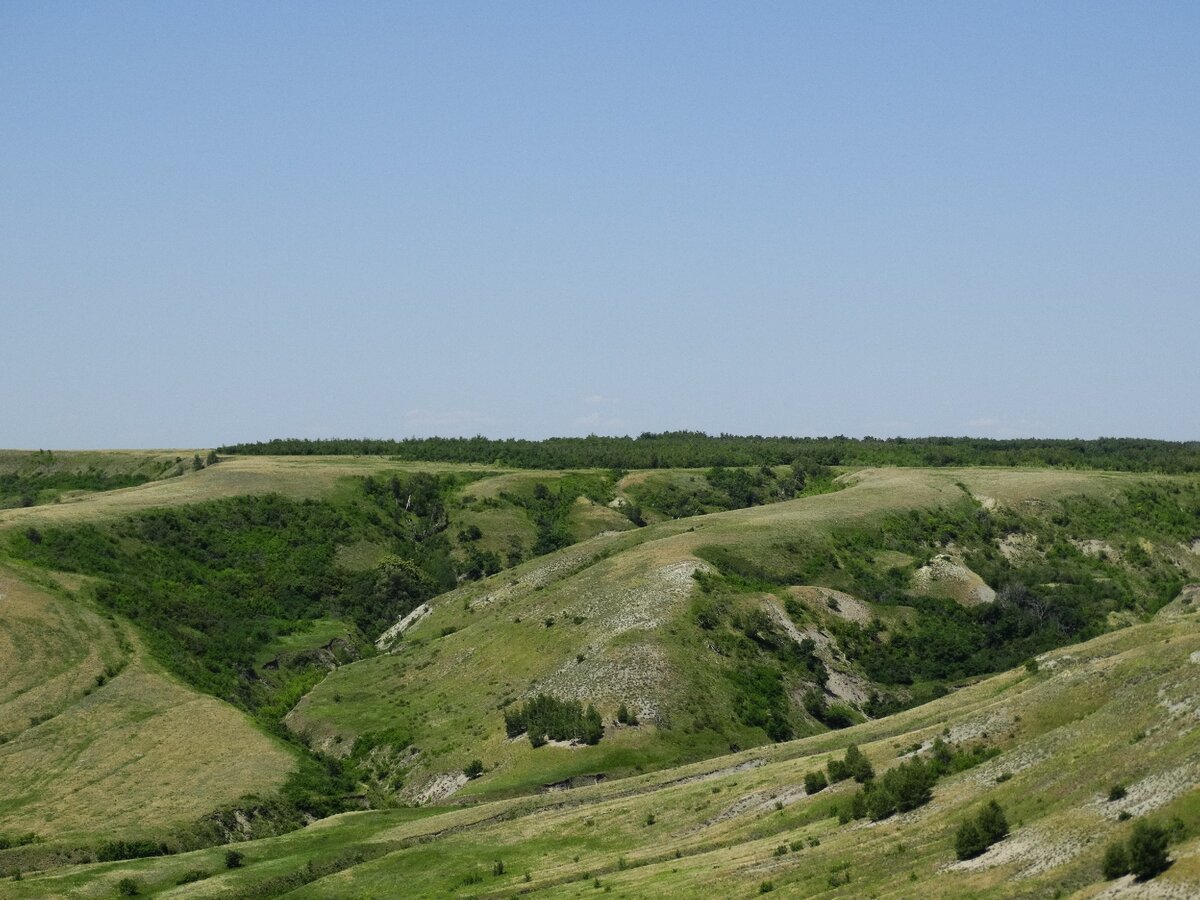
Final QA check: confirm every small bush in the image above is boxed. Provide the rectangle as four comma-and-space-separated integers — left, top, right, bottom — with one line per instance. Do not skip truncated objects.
1128, 821, 1171, 880
116, 878, 140, 897
225, 849, 245, 869
759, 880, 775, 893
644, 812, 656, 826
492, 859, 505, 876
1108, 784, 1127, 802
977, 800, 1009, 844
955, 820, 989, 860
96, 840, 165, 862
176, 870, 209, 885
804, 770, 828, 794
956, 800, 1008, 859
464, 759, 484, 779
844, 744, 874, 782
1102, 841, 1130, 879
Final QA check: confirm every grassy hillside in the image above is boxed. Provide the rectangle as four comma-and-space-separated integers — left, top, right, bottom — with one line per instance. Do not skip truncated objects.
288, 467, 1199, 805
0, 453, 1197, 897
0, 565, 297, 847
0, 450, 194, 510
11, 600, 1199, 897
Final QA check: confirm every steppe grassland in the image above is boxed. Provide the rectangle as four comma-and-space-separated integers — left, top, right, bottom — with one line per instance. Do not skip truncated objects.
286, 467, 1137, 800
0, 566, 297, 841
14, 608, 1199, 898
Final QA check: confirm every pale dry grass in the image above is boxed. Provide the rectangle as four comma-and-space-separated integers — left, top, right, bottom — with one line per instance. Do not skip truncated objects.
0, 454, 497, 532
0, 571, 296, 841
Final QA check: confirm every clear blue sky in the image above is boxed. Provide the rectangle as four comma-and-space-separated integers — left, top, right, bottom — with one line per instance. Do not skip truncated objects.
3, 2, 1198, 448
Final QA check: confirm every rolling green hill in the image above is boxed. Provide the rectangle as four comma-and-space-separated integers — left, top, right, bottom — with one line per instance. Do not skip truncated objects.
9, 594, 1200, 898
0, 451, 1197, 897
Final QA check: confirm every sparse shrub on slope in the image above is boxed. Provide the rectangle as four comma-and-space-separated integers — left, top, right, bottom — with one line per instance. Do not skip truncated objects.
955, 800, 1010, 860
1127, 821, 1172, 880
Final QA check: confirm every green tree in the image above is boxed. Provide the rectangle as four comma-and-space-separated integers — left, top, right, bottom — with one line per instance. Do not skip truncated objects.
844, 744, 874, 782
804, 770, 828, 794
1102, 841, 1130, 879
955, 820, 989, 860
976, 800, 1009, 844
1127, 821, 1171, 880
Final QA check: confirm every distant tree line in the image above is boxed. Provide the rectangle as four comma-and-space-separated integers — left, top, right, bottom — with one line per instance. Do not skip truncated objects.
216, 433, 1200, 473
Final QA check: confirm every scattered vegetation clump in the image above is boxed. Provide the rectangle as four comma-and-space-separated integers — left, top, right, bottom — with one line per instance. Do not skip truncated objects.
1102, 821, 1173, 881
95, 839, 167, 862
504, 694, 604, 746
225, 849, 245, 869
827, 744, 874, 783
0, 466, 158, 509
116, 877, 141, 896
955, 801, 1009, 860
463, 759, 484, 779
839, 740, 997, 825
616, 703, 639, 726
176, 870, 209, 885
0, 833, 38, 851
804, 770, 828, 794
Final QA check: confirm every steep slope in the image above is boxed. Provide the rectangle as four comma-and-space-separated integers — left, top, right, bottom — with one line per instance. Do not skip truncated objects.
287, 467, 1198, 804
0, 567, 297, 845
15, 599, 1199, 898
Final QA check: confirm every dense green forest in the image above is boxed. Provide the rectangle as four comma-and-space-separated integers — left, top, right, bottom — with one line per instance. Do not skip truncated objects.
217, 433, 1200, 473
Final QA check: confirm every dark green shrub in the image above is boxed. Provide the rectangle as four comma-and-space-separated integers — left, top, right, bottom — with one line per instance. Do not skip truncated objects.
1102, 841, 1130, 879
955, 820, 989, 860
463, 759, 484, 779
844, 744, 874, 782
176, 870, 209, 885
116, 878, 140, 897
977, 800, 1009, 844
96, 840, 165, 862
225, 849, 245, 869
804, 770, 828, 794
955, 800, 1009, 859
1128, 821, 1171, 880
1108, 784, 1127, 802
504, 695, 604, 746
